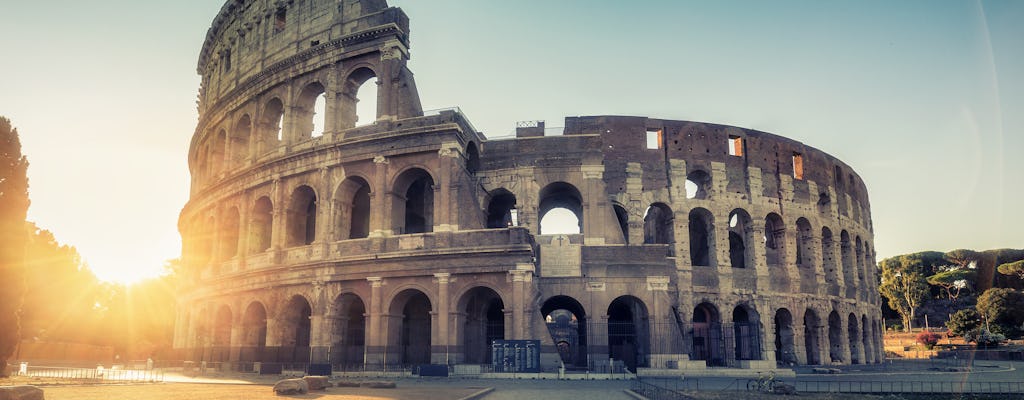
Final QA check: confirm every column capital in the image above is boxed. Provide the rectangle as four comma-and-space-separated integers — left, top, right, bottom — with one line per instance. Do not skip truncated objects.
433, 272, 452, 284
367, 277, 384, 287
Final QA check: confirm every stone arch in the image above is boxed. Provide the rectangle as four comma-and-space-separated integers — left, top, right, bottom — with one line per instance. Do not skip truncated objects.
295, 81, 327, 139
391, 167, 434, 234
607, 295, 650, 372
855, 236, 865, 286
803, 308, 822, 365
612, 202, 629, 244
848, 313, 861, 364
795, 217, 813, 267
486, 189, 517, 229
334, 176, 372, 240
387, 288, 432, 366
230, 114, 251, 167
260, 97, 284, 151
280, 295, 312, 350
764, 213, 786, 267
732, 304, 762, 361
728, 209, 754, 269
773, 308, 797, 365
861, 314, 873, 363
249, 196, 273, 253
828, 310, 843, 363
691, 302, 723, 365
685, 169, 711, 199
541, 295, 588, 368
458, 286, 505, 364
538, 182, 583, 235
341, 66, 379, 128
643, 203, 674, 245
331, 293, 366, 367
240, 301, 268, 362
465, 141, 480, 174
688, 208, 715, 267
287, 185, 318, 246
219, 206, 240, 261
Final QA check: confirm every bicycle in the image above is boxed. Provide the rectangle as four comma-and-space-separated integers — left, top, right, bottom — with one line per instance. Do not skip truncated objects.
746, 370, 781, 392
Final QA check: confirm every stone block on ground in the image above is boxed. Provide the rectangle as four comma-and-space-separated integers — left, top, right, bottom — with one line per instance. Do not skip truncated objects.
273, 378, 309, 395
335, 380, 360, 387
0, 386, 45, 400
359, 381, 396, 389
773, 383, 797, 395
302, 376, 330, 390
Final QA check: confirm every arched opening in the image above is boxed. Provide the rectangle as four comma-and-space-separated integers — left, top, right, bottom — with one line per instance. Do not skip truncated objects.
643, 203, 674, 245
465, 142, 480, 174
542, 296, 588, 368
840, 230, 854, 295
392, 168, 434, 234
685, 169, 711, 199
250, 197, 273, 253
613, 203, 629, 244
231, 114, 251, 167
607, 296, 650, 372
219, 207, 240, 261
764, 213, 786, 266
773, 308, 796, 366
817, 192, 830, 215
280, 296, 312, 363
212, 305, 232, 362
795, 218, 812, 267
688, 208, 714, 267
261, 98, 284, 150
861, 314, 873, 364
240, 302, 267, 362
728, 209, 754, 269
691, 303, 723, 366
334, 177, 371, 239
538, 182, 583, 235
803, 309, 821, 365
342, 67, 378, 128
828, 310, 843, 363
296, 82, 327, 139
331, 293, 366, 368
388, 289, 432, 366
287, 185, 318, 246
486, 189, 517, 229
460, 287, 505, 364
211, 130, 227, 175
732, 305, 762, 361
821, 227, 838, 294
855, 236, 865, 285
848, 313, 861, 364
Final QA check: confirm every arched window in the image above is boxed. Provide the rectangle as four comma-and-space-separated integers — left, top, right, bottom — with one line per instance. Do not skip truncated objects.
297, 82, 326, 139
764, 213, 786, 266
688, 208, 714, 266
250, 197, 273, 253
231, 114, 251, 167
795, 218, 813, 267
486, 189, 517, 229
287, 185, 317, 246
334, 177, 372, 240
219, 207, 240, 261
538, 182, 583, 235
733, 305, 762, 361
261, 98, 284, 151
466, 142, 480, 174
685, 170, 711, 199
643, 203, 674, 245
728, 209, 754, 269
342, 68, 378, 128
392, 169, 434, 234
613, 203, 629, 244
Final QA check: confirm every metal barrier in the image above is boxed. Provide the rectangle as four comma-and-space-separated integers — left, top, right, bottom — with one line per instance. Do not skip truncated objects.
631, 379, 695, 400
13, 364, 164, 383
735, 379, 1024, 394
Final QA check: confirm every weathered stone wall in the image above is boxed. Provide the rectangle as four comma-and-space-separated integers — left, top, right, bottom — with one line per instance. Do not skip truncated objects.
176, 0, 882, 372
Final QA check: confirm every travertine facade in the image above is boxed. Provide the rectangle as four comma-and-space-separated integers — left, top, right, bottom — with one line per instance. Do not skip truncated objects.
176, 0, 882, 373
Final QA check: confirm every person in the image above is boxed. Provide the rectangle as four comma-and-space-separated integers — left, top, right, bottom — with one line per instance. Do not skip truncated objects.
146, 357, 154, 370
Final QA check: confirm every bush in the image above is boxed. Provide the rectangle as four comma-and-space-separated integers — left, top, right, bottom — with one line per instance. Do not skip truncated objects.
946, 309, 981, 337
964, 328, 1006, 347
915, 331, 940, 349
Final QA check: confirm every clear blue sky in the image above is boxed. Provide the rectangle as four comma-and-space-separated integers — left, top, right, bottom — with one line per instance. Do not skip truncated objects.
1, 0, 1020, 282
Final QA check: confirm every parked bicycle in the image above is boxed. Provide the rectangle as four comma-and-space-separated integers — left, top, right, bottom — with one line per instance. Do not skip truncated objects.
747, 371, 781, 392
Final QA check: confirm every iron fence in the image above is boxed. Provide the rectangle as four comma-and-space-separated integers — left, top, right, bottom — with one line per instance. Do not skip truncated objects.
735, 379, 1024, 394
11, 364, 163, 383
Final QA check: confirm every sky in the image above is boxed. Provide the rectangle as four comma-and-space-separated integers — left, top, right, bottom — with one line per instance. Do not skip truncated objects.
1, 0, 1021, 283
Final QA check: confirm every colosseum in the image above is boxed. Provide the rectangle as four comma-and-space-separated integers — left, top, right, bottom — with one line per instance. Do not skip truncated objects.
175, 0, 883, 374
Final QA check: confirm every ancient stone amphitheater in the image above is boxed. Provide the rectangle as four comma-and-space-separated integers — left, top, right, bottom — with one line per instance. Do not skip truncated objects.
176, 0, 882, 374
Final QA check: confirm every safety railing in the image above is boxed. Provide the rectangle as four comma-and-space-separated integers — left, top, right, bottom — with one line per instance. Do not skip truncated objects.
735, 379, 1024, 394
12, 364, 163, 383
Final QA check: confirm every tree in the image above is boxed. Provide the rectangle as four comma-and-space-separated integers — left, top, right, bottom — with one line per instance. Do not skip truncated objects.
879, 254, 930, 332
927, 267, 976, 302
0, 117, 30, 377
946, 309, 981, 337
997, 260, 1024, 281
945, 249, 980, 269
976, 288, 1024, 338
